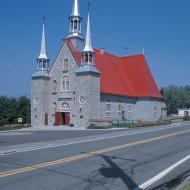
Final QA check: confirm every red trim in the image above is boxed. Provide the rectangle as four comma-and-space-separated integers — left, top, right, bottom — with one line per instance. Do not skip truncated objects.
90, 119, 112, 123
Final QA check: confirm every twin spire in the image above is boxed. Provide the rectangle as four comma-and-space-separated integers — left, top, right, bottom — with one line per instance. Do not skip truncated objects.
38, 18, 48, 60
83, 12, 94, 53
38, 0, 93, 57
33, 17, 49, 77
36, 0, 96, 74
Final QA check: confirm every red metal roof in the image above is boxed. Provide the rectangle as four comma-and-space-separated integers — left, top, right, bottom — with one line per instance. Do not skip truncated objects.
66, 39, 162, 99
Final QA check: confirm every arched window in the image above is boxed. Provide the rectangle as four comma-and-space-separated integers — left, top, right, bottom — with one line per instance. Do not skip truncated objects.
89, 54, 93, 62
62, 76, 70, 92
71, 20, 74, 30
74, 19, 77, 30
53, 102, 57, 112
39, 60, 42, 69
84, 54, 88, 62
42, 60, 46, 69
61, 102, 70, 112
53, 80, 57, 93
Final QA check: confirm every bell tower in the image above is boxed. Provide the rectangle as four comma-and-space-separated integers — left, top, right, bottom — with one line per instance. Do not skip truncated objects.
67, 0, 84, 51
76, 11, 100, 128
33, 17, 49, 77
31, 18, 50, 127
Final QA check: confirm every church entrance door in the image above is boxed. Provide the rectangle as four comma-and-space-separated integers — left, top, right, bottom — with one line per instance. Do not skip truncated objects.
55, 112, 70, 126
61, 112, 70, 125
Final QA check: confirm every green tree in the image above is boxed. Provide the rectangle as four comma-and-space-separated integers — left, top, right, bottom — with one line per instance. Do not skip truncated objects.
17, 96, 31, 123
0, 96, 31, 126
161, 85, 190, 115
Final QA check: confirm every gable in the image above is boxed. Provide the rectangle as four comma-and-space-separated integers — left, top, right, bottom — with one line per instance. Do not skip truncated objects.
50, 41, 79, 75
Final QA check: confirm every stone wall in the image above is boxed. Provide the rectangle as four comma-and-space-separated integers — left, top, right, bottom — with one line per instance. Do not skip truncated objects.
31, 76, 50, 126
100, 94, 165, 123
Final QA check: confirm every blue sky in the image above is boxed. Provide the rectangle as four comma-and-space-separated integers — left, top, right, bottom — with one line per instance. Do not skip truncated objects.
0, 0, 189, 97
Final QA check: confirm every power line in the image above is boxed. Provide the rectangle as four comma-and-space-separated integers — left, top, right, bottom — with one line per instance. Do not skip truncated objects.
91, 32, 160, 55
31, 17, 160, 56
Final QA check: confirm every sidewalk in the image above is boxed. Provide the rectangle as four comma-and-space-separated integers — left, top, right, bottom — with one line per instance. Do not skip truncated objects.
0, 125, 125, 133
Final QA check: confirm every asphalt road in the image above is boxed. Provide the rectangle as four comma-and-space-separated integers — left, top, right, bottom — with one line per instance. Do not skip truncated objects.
0, 129, 126, 146
0, 123, 190, 190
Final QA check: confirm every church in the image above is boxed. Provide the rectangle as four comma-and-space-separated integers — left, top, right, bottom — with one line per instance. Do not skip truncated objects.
31, 0, 166, 128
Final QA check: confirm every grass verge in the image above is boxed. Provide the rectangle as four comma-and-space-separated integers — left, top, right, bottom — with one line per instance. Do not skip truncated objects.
87, 120, 171, 129
0, 124, 30, 131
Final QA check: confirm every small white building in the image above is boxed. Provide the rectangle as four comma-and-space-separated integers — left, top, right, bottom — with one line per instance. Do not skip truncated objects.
178, 109, 190, 117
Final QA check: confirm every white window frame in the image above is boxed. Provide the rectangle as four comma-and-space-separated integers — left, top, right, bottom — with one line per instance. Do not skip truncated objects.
105, 100, 111, 118
154, 105, 158, 117
61, 76, 70, 92
117, 101, 122, 118
128, 104, 133, 117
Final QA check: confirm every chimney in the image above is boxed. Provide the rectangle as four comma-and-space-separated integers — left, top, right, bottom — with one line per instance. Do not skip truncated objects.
100, 47, 105, 55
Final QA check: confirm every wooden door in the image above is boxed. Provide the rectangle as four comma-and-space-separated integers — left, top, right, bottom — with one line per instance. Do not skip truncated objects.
55, 112, 61, 126
45, 113, 48, 126
65, 112, 70, 125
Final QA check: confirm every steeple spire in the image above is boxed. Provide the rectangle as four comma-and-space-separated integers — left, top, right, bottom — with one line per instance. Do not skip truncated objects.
80, 10, 98, 71
71, 0, 79, 16
83, 12, 94, 52
38, 17, 48, 59
76, 5, 99, 74
33, 17, 49, 77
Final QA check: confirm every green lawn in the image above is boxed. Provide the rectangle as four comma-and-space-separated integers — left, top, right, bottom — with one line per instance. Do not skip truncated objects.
177, 183, 190, 190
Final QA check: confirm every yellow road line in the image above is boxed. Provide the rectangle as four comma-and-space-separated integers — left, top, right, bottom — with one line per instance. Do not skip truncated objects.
1, 128, 190, 178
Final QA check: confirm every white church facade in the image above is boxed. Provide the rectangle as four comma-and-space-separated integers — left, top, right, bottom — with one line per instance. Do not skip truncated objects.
31, 0, 166, 128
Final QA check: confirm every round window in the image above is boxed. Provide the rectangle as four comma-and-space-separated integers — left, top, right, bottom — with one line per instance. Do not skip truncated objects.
79, 96, 86, 104
34, 97, 39, 105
